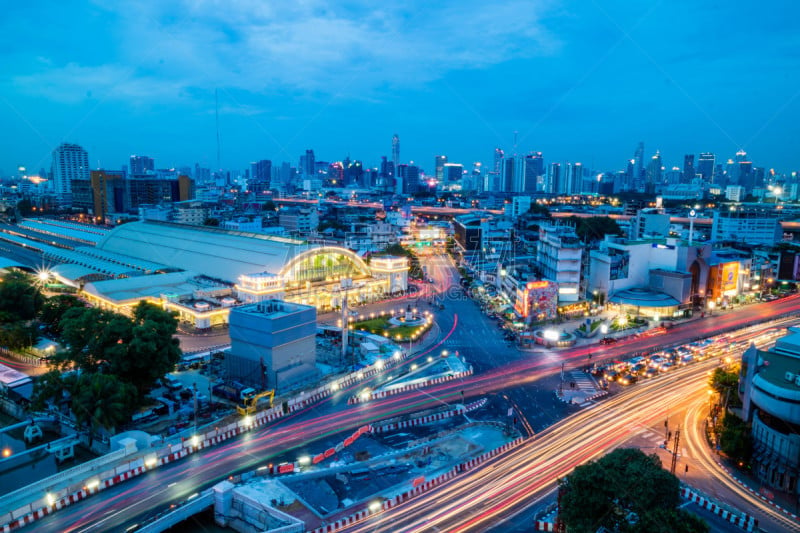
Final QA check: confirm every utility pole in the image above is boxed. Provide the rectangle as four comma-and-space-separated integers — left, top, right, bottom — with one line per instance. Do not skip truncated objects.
341, 278, 352, 368
670, 427, 681, 475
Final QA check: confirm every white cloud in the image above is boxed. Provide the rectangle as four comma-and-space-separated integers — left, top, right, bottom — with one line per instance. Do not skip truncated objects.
15, 0, 559, 105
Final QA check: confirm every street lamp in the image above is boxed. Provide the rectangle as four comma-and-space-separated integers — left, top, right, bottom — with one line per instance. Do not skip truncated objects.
707, 301, 715, 315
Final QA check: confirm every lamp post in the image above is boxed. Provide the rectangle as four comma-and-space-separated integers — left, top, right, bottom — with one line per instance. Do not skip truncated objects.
707, 300, 715, 316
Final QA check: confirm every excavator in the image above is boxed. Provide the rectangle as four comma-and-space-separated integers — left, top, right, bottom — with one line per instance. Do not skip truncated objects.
236, 389, 275, 416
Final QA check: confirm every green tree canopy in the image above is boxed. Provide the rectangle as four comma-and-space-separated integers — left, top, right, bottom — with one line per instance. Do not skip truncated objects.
559, 448, 708, 533
39, 294, 86, 336
111, 302, 181, 398
567, 215, 623, 243
709, 366, 741, 408
69, 373, 137, 445
57, 302, 181, 399
0, 271, 44, 322
719, 412, 752, 464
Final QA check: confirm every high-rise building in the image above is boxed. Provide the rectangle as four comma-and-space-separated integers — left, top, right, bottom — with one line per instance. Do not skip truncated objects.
434, 155, 447, 182
300, 149, 315, 177
392, 134, 400, 170
380, 156, 395, 191
645, 150, 662, 194
697, 152, 715, 183
682, 154, 695, 183
633, 142, 645, 186
130, 155, 155, 175
526, 152, 544, 193
564, 162, 582, 195
396, 164, 420, 194
493, 148, 504, 173
51, 142, 89, 206
443, 163, 463, 182
249, 159, 272, 194
546, 162, 562, 195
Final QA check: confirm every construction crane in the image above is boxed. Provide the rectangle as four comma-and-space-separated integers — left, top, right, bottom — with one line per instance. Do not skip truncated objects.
236, 390, 275, 416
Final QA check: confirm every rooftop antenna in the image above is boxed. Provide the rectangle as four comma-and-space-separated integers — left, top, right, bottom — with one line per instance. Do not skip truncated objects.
215, 89, 221, 171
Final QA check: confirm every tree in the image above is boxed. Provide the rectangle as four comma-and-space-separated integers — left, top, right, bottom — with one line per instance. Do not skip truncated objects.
559, 448, 708, 533
0, 271, 44, 322
57, 307, 132, 372
112, 302, 181, 398
70, 373, 136, 446
0, 320, 38, 350
527, 202, 552, 218
719, 412, 752, 464
39, 294, 86, 336
709, 366, 741, 408
31, 369, 67, 411
567, 216, 623, 243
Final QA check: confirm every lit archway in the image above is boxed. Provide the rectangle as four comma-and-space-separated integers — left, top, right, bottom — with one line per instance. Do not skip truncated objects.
279, 246, 372, 286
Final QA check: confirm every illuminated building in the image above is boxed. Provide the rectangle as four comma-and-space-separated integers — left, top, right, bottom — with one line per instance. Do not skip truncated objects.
711, 207, 781, 246
51, 142, 89, 207
537, 224, 582, 302
78, 221, 407, 329
514, 280, 558, 322
740, 327, 800, 495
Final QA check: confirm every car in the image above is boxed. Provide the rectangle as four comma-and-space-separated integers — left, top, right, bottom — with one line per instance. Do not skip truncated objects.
619, 374, 637, 386
680, 354, 694, 365
600, 337, 618, 345
659, 362, 674, 372
631, 363, 648, 375
644, 368, 659, 379
604, 370, 619, 382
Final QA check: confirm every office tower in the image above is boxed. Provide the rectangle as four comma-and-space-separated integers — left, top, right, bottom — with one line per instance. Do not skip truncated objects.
546, 162, 561, 195
565, 162, 582, 195
739, 160, 754, 191
300, 149, 315, 177
328, 162, 344, 186
503, 157, 517, 192
645, 150, 662, 194
344, 160, 363, 187
51, 142, 89, 207
397, 164, 420, 194
520, 155, 539, 193
697, 152, 715, 183
434, 155, 447, 181
682, 154, 695, 183
624, 159, 636, 191
249, 160, 272, 194
130, 155, 155, 175
392, 134, 400, 170
493, 148, 504, 173
443, 163, 463, 184
633, 142, 645, 183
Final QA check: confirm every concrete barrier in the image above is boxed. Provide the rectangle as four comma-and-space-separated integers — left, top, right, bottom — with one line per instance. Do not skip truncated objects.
348, 369, 474, 405
680, 487, 758, 531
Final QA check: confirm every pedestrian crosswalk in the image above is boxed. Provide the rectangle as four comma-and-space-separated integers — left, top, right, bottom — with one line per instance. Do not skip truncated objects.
566, 371, 598, 393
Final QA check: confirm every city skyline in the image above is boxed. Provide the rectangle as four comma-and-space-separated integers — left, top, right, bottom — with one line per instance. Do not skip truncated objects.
2, 1, 800, 175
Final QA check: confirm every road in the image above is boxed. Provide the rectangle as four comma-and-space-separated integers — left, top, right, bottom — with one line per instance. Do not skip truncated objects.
344, 353, 799, 533
21, 254, 800, 531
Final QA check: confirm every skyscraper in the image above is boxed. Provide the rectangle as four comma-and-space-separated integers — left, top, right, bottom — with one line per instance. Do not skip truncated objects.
397, 164, 420, 194
443, 163, 463, 182
434, 155, 447, 182
633, 142, 645, 184
493, 148, 504, 173
249, 159, 272, 193
51, 142, 89, 207
392, 134, 400, 170
523, 154, 542, 193
546, 162, 561, 195
300, 149, 315, 177
645, 150, 662, 194
682, 154, 695, 184
130, 155, 155, 175
697, 152, 715, 183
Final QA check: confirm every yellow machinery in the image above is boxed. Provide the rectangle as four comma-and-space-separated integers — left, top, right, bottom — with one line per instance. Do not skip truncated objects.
236, 390, 275, 416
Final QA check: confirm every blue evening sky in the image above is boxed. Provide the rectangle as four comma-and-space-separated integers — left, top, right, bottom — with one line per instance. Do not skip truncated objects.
1, 1, 799, 176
